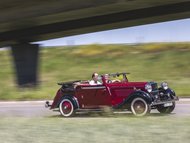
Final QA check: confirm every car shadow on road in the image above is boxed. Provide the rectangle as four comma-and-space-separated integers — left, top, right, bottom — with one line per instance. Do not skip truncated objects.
47, 112, 175, 118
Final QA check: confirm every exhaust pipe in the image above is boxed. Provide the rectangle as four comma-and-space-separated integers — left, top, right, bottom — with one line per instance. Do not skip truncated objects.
45, 101, 51, 108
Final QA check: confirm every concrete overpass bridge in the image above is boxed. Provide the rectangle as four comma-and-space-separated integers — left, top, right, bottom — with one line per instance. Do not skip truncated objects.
0, 0, 190, 86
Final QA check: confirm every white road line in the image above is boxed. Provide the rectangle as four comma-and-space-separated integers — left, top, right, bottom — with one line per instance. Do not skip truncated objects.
0, 100, 53, 104
179, 98, 190, 102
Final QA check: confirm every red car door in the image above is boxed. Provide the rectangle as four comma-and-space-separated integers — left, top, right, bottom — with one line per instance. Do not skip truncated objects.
108, 83, 134, 106
75, 85, 111, 109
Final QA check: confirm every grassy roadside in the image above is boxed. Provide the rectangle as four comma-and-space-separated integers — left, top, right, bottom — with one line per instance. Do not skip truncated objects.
0, 116, 189, 143
0, 43, 190, 100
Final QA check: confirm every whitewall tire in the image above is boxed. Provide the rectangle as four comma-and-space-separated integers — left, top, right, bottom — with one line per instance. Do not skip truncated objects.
131, 97, 150, 116
59, 99, 75, 117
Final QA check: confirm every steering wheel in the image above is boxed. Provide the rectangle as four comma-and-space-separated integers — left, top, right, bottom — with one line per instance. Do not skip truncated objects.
112, 79, 121, 83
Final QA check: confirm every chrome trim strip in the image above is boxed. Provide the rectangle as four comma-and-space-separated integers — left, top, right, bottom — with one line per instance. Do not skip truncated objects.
81, 86, 106, 89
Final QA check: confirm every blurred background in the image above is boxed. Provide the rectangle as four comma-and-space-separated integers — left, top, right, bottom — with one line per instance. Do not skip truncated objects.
0, 1, 190, 101
0, 1, 190, 143
0, 41, 190, 100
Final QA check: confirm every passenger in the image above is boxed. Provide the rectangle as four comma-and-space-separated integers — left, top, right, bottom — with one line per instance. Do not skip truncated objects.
105, 74, 112, 83
89, 72, 102, 85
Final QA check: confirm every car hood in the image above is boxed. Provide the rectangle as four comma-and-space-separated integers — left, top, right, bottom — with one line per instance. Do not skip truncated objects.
125, 82, 148, 88
108, 81, 148, 89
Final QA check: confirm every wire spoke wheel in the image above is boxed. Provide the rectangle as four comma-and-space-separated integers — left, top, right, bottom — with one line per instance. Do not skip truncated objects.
59, 99, 74, 117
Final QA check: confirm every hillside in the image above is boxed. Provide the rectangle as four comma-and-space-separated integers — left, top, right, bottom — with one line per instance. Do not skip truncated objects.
0, 43, 190, 100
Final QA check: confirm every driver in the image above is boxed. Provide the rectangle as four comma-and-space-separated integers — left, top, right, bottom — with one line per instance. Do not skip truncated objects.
89, 72, 102, 85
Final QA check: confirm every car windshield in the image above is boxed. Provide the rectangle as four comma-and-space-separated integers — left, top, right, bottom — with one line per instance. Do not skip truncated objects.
97, 76, 103, 84
109, 74, 123, 81
104, 73, 129, 83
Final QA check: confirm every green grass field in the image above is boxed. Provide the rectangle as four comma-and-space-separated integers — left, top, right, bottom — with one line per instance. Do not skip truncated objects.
0, 43, 190, 100
0, 115, 190, 143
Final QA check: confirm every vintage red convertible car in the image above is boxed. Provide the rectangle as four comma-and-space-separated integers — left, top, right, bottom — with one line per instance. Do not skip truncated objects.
45, 72, 179, 117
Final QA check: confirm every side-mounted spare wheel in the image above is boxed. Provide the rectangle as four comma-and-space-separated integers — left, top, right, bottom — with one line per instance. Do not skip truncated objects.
157, 102, 175, 114
130, 97, 151, 116
59, 98, 75, 117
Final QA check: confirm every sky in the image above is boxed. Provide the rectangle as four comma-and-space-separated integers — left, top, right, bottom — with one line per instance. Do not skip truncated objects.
35, 18, 190, 46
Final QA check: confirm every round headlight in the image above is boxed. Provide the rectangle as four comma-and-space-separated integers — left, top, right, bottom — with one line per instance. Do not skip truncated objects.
145, 83, 152, 93
161, 82, 168, 90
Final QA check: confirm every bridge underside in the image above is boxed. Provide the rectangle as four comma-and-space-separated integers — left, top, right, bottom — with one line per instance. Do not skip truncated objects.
0, 0, 189, 86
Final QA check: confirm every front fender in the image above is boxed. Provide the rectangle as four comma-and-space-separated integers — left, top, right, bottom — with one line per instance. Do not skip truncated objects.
125, 90, 153, 104
113, 90, 152, 109
166, 88, 176, 96
159, 88, 177, 99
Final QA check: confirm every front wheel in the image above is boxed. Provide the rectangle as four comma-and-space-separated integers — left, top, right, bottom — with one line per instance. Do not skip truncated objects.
157, 102, 175, 114
130, 97, 151, 116
59, 98, 75, 117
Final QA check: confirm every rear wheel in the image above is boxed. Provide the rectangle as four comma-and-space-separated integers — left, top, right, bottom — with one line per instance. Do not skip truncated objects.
131, 97, 151, 116
59, 98, 75, 117
157, 102, 175, 114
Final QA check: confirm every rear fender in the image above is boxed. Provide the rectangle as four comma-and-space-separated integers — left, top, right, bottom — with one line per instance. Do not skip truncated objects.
50, 88, 63, 109
56, 95, 79, 110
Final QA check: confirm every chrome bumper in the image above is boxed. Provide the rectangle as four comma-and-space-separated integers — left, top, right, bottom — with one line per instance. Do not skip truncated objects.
151, 96, 179, 106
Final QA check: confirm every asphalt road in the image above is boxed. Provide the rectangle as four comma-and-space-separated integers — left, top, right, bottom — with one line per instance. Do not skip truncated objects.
0, 99, 190, 117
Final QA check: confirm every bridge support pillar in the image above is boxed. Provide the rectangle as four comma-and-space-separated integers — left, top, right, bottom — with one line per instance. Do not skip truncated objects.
11, 43, 40, 87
